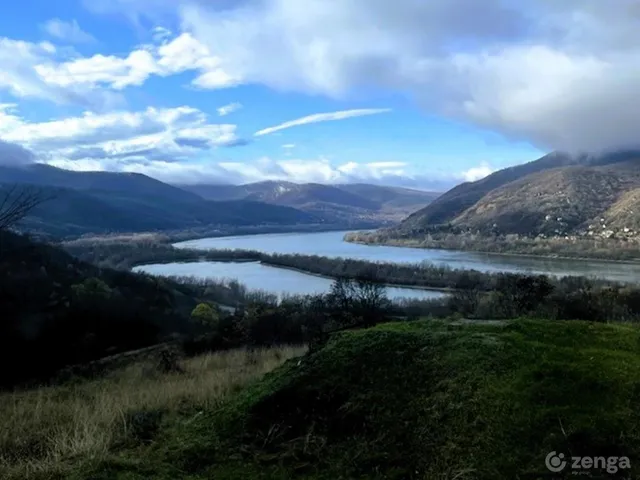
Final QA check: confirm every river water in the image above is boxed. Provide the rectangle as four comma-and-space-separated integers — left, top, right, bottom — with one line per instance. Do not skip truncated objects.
133, 230, 640, 299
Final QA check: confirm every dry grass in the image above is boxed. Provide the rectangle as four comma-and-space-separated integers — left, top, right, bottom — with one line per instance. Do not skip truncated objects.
0, 345, 306, 479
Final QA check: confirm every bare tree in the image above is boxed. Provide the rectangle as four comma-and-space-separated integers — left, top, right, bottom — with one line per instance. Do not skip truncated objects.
0, 185, 53, 231
327, 276, 390, 329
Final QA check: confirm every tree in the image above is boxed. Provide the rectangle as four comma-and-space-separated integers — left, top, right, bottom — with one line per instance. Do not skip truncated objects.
494, 273, 555, 317
353, 278, 390, 327
191, 303, 220, 329
447, 288, 481, 317
327, 276, 390, 329
71, 277, 113, 301
0, 185, 53, 231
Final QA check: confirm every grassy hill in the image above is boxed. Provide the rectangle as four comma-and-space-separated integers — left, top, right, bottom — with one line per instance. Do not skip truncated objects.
398, 151, 640, 238
180, 181, 441, 224
16, 319, 640, 479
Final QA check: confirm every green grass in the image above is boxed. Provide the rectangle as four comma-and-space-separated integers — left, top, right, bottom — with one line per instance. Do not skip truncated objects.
9, 320, 640, 479
0, 345, 306, 480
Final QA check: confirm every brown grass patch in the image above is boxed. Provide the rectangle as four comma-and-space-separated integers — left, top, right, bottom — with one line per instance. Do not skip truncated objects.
0, 345, 306, 479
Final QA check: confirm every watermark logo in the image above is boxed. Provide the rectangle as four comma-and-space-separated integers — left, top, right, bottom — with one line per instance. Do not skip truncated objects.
545, 451, 631, 475
545, 451, 567, 473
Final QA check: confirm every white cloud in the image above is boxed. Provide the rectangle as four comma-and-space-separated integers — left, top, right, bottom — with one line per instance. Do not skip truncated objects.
165, 0, 640, 153
152, 26, 173, 43
0, 29, 238, 107
217, 102, 242, 116
254, 108, 390, 136
35, 32, 238, 92
43, 19, 96, 44
460, 162, 493, 182
281, 144, 295, 149
134, 156, 417, 186
35, 50, 158, 90
0, 36, 124, 108
19, 135, 451, 189
9, 0, 640, 153
1, 104, 247, 171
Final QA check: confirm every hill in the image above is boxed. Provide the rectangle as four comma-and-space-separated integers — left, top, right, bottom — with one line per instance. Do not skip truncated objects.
0, 163, 201, 204
401, 151, 580, 229
0, 229, 202, 387
66, 319, 640, 479
398, 151, 640, 238
180, 180, 441, 223
0, 165, 318, 238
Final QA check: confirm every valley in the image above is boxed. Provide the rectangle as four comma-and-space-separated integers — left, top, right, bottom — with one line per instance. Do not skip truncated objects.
3, 1, 640, 478
6, 153, 640, 480
1, 164, 440, 238
349, 150, 640, 260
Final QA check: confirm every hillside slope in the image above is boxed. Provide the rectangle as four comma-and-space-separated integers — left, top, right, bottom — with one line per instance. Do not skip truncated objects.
0, 230, 201, 387
399, 151, 640, 238
0, 164, 201, 204
181, 180, 440, 223
77, 319, 640, 479
0, 166, 318, 237
401, 151, 580, 229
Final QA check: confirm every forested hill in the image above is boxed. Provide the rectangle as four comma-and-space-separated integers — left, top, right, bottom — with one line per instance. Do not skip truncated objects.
0, 165, 318, 238
0, 229, 203, 386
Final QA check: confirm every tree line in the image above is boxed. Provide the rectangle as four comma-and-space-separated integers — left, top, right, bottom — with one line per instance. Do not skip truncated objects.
345, 229, 640, 261
63, 236, 619, 294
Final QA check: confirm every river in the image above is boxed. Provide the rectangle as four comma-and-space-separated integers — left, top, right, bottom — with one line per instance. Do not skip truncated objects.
134, 260, 445, 301
133, 230, 640, 299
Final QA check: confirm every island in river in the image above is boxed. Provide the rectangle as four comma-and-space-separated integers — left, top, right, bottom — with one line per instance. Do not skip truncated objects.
131, 231, 640, 299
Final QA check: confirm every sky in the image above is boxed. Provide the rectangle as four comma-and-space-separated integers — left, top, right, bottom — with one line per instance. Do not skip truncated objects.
0, 0, 638, 190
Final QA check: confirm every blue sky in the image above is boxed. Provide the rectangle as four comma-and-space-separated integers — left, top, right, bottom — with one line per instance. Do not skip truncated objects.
0, 0, 636, 189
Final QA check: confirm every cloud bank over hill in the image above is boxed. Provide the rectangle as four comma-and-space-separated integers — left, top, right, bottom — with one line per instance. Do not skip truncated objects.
178, 0, 640, 154
3, 0, 638, 187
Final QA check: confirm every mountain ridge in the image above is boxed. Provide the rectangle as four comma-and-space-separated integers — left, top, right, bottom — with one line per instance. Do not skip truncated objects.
179, 180, 441, 224
397, 150, 640, 239
0, 165, 319, 237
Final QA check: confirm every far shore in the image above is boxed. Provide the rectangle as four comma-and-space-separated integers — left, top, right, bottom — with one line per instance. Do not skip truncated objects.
343, 234, 640, 265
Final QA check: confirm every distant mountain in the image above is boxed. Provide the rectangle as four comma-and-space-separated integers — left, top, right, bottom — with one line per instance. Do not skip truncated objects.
180, 181, 441, 223
335, 183, 442, 210
397, 151, 640, 237
0, 165, 318, 237
0, 164, 201, 204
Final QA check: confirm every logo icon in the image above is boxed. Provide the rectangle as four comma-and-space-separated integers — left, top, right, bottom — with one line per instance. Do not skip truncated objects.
545, 451, 567, 472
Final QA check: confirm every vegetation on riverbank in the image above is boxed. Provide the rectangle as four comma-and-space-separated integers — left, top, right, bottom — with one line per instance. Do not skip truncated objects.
61, 234, 640, 327
2, 226, 428, 389
163, 223, 378, 243
63, 234, 622, 293
19, 319, 640, 479
345, 229, 640, 261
